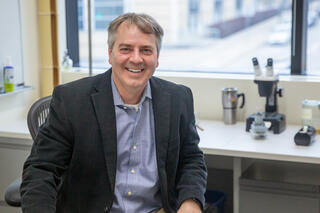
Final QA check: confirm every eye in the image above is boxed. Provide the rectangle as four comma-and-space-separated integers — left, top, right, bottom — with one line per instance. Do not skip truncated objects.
120, 48, 130, 53
142, 48, 153, 55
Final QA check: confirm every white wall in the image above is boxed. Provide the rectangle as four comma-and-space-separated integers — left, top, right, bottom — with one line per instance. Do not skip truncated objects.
0, 0, 41, 121
62, 71, 320, 125
158, 73, 320, 125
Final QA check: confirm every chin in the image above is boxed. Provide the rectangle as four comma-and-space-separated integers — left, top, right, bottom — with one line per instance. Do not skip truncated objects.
126, 80, 147, 90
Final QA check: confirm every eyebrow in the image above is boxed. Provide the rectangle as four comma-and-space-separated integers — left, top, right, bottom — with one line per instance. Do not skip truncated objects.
140, 45, 154, 49
118, 43, 131, 48
118, 43, 154, 49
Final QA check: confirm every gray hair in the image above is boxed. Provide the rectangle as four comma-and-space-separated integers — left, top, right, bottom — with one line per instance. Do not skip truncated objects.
108, 13, 164, 54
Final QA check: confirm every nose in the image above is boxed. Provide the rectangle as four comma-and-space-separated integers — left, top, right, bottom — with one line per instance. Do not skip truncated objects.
129, 49, 143, 64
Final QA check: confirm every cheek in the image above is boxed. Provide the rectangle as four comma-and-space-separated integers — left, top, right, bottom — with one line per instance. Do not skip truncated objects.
114, 54, 129, 65
147, 56, 159, 67
152, 55, 159, 68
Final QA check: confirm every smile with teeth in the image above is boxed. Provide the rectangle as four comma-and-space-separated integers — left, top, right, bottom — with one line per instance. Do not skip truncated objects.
126, 68, 144, 73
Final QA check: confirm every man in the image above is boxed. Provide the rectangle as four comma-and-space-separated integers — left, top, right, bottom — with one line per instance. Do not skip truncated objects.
21, 13, 207, 213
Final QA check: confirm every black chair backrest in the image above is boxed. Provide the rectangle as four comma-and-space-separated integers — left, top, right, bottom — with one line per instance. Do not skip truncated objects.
27, 96, 52, 140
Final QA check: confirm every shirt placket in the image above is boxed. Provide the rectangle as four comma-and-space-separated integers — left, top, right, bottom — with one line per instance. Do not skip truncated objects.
126, 104, 142, 200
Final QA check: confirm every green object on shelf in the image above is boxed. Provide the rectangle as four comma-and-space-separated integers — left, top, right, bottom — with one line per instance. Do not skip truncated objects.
3, 57, 14, 92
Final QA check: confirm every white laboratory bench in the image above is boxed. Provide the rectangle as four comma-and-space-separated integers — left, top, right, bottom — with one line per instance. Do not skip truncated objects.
198, 119, 319, 213
0, 119, 32, 148
0, 120, 31, 140
198, 120, 319, 164
0, 119, 318, 213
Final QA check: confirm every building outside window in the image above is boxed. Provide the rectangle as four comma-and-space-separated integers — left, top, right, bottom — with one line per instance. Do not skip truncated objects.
77, 0, 123, 67
67, 0, 320, 75
188, 0, 200, 35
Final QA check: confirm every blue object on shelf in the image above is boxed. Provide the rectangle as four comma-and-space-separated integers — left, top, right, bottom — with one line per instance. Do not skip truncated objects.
205, 190, 226, 213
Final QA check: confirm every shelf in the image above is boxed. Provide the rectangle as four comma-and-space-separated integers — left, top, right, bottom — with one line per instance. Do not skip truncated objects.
0, 85, 34, 97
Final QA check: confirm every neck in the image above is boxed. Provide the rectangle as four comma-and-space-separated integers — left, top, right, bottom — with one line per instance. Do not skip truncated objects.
119, 89, 144, 104
114, 82, 146, 105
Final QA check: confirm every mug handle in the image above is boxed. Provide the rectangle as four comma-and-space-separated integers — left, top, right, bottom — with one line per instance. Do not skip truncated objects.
237, 93, 245, 108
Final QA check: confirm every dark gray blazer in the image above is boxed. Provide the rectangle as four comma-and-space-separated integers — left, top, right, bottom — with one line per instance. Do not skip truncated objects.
21, 70, 207, 213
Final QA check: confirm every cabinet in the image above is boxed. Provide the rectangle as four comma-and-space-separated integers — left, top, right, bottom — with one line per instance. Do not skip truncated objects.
239, 160, 320, 213
0, 137, 31, 213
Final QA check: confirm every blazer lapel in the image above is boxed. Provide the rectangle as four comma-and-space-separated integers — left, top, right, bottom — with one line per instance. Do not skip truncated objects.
150, 77, 171, 170
91, 70, 117, 192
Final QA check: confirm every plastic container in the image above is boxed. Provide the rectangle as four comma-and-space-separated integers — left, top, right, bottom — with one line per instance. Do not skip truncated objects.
205, 189, 226, 213
3, 57, 14, 92
62, 50, 73, 71
0, 67, 4, 93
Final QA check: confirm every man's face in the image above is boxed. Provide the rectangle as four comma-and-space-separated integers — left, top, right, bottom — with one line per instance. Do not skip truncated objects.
108, 22, 159, 94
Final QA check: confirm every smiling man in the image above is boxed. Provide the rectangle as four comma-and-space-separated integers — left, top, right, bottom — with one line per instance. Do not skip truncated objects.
21, 13, 207, 213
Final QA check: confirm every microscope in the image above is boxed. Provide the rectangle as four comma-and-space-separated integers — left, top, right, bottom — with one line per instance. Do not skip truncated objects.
246, 57, 286, 134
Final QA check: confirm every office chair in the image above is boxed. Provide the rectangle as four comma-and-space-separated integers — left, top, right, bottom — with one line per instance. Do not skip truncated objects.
4, 96, 52, 207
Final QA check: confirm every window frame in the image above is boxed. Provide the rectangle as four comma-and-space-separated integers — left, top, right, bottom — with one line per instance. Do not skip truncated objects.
66, 0, 310, 75
66, 0, 80, 67
291, 0, 308, 75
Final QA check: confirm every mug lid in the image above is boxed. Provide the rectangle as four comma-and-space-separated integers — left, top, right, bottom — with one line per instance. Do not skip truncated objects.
221, 87, 237, 92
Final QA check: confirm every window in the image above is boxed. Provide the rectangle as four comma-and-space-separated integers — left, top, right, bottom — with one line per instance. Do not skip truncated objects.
74, 0, 123, 68
66, 0, 316, 75
307, 0, 320, 75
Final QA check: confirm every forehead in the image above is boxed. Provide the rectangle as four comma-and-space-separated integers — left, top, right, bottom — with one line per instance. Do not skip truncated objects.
114, 22, 157, 47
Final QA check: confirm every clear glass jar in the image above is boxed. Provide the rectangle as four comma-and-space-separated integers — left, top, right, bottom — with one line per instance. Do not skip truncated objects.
302, 99, 320, 132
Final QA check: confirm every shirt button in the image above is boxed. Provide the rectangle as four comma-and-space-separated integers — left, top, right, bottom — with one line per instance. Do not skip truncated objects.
133, 145, 137, 150
128, 191, 132, 196
131, 169, 135, 174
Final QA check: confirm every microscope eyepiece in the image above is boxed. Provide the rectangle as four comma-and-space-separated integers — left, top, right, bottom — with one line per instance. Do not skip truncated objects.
267, 58, 273, 67
252, 57, 259, 66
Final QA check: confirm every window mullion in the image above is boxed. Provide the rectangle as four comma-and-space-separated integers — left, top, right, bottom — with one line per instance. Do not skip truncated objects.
66, 0, 80, 67
291, 0, 308, 75
87, 0, 93, 76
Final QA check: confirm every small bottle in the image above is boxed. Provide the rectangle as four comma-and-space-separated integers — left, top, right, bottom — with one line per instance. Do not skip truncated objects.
62, 50, 73, 72
0, 66, 4, 93
3, 57, 14, 92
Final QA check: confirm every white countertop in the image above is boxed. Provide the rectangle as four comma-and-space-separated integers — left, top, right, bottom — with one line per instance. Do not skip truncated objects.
1, 119, 320, 164
198, 120, 320, 164
0, 119, 31, 140
0, 119, 32, 148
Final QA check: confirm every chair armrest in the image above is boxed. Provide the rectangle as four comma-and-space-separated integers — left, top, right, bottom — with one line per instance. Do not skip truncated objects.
4, 177, 22, 207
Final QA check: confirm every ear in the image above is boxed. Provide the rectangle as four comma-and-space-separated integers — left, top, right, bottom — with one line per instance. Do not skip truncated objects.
108, 48, 112, 65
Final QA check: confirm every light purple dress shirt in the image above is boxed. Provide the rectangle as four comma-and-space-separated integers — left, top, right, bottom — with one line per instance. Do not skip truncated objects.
110, 74, 162, 213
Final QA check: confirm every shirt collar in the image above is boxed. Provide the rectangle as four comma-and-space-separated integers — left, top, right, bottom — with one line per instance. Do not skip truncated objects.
111, 73, 152, 107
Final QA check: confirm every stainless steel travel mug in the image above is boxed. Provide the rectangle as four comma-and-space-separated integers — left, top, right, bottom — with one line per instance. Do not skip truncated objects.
222, 88, 245, 124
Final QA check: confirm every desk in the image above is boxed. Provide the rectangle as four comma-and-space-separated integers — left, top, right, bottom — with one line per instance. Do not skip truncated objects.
198, 120, 319, 213
0, 119, 317, 213
0, 120, 30, 139
0, 120, 32, 149
198, 120, 319, 164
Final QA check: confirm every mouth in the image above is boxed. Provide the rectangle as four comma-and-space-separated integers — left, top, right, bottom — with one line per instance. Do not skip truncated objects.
126, 68, 144, 73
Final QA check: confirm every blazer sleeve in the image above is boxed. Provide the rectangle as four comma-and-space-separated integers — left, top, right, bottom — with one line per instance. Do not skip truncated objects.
20, 86, 74, 213
175, 87, 208, 210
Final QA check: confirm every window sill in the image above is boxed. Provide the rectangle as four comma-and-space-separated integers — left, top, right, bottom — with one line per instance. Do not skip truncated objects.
0, 85, 34, 98
155, 70, 320, 83
68, 67, 320, 83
